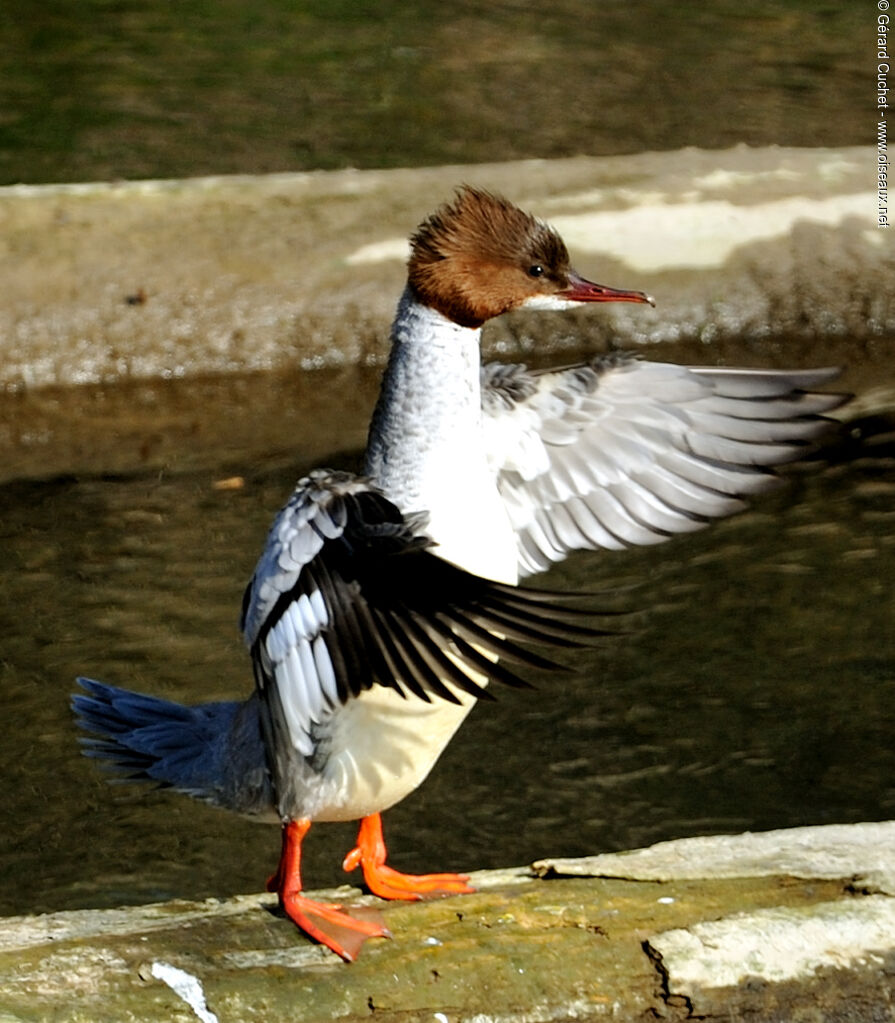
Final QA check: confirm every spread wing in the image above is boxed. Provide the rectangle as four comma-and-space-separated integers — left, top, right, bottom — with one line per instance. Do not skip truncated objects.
482, 354, 846, 578
240, 469, 600, 760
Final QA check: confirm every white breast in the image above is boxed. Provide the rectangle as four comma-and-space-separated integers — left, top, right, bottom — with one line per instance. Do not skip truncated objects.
301, 293, 517, 822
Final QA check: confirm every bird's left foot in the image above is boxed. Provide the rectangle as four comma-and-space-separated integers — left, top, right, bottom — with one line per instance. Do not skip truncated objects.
342, 813, 475, 901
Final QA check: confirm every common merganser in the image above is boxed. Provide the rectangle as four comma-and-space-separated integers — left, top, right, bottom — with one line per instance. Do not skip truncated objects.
73, 186, 844, 961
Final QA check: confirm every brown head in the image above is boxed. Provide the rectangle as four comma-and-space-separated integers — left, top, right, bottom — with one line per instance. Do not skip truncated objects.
407, 186, 652, 329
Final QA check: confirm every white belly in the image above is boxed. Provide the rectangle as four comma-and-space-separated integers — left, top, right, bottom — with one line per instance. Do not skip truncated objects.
311, 684, 477, 822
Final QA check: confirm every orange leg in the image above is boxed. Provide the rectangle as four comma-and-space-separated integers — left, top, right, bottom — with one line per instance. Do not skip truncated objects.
342, 813, 475, 901
268, 818, 390, 961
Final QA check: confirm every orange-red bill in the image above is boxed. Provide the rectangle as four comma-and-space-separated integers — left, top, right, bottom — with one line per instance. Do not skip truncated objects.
562, 269, 654, 306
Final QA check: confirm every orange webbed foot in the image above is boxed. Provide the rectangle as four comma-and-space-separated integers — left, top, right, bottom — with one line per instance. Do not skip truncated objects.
350, 862, 474, 901
342, 813, 475, 902
271, 818, 390, 962
280, 891, 390, 962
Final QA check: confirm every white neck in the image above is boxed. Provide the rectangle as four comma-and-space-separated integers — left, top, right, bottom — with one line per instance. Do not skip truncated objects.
364, 287, 517, 583
365, 288, 483, 510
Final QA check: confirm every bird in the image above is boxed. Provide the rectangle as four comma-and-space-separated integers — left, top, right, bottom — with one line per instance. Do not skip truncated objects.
73, 185, 845, 961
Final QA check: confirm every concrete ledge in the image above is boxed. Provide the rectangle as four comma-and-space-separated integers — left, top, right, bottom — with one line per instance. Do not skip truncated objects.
534, 819, 895, 893
2, 822, 894, 1021
649, 898, 895, 1019
1, 146, 888, 392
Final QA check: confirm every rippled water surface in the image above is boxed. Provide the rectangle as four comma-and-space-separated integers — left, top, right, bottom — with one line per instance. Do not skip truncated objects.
1, 355, 893, 917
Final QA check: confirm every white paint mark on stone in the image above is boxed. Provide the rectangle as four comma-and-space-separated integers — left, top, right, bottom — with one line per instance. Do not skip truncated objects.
345, 238, 409, 265
150, 961, 219, 1023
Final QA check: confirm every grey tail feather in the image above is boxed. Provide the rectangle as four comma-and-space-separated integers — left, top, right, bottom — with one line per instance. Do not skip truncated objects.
72, 677, 274, 816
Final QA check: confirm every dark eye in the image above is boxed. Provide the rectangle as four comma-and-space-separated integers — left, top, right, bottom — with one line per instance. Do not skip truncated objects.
528, 264, 545, 278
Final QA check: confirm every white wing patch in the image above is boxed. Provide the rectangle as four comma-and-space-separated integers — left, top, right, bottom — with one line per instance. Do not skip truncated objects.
240, 471, 363, 759
262, 593, 338, 757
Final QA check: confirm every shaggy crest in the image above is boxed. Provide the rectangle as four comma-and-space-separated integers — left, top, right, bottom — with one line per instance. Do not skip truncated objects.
408, 186, 572, 328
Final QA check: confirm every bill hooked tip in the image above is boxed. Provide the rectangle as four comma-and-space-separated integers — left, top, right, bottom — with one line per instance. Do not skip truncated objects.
563, 269, 655, 307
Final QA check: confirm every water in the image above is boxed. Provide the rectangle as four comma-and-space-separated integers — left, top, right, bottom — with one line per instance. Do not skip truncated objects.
1, 357, 893, 917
